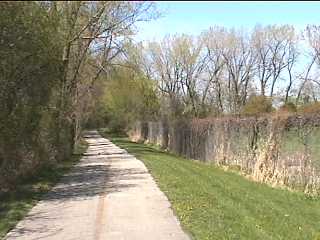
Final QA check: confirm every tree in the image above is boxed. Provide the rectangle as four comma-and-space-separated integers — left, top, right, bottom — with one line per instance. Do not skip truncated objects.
147, 36, 184, 118
200, 27, 226, 114
49, 1, 158, 148
0, 1, 158, 188
252, 25, 297, 98
220, 28, 256, 113
89, 66, 160, 131
0, 2, 64, 186
295, 25, 320, 105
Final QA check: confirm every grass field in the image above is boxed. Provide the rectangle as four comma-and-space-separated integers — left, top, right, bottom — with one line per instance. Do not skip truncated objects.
108, 136, 320, 240
0, 140, 88, 239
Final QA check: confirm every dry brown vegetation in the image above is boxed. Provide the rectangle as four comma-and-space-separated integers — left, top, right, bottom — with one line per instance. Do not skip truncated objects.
130, 113, 320, 194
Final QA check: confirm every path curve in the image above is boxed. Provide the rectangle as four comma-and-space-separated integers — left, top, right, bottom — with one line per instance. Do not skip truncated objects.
5, 131, 190, 240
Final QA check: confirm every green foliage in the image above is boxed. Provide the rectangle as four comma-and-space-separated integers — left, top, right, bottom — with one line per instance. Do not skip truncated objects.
0, 2, 66, 188
88, 67, 160, 131
0, 1, 157, 188
111, 137, 320, 240
279, 102, 297, 112
242, 95, 274, 116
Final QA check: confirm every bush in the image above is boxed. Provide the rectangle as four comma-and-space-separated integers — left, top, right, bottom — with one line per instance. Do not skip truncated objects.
298, 102, 320, 114
279, 102, 297, 113
0, 2, 66, 189
242, 95, 274, 116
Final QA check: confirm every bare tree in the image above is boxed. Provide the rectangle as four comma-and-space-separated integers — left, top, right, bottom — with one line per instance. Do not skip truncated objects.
284, 34, 299, 103
147, 36, 183, 117
220, 28, 256, 113
174, 34, 207, 117
253, 25, 296, 98
296, 25, 320, 104
200, 27, 226, 114
147, 34, 208, 117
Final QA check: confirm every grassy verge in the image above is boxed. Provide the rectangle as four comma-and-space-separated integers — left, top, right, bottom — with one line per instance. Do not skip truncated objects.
105, 135, 320, 240
0, 139, 88, 239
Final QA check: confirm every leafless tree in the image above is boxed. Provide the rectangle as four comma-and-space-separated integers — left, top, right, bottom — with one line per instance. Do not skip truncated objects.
220, 29, 256, 113
200, 27, 226, 114
296, 25, 320, 104
147, 34, 209, 117
253, 25, 296, 98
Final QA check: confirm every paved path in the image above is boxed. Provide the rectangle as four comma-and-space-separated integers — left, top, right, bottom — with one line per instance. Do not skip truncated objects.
5, 131, 190, 240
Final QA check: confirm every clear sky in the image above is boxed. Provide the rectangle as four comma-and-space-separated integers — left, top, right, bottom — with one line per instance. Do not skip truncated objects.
135, 1, 320, 42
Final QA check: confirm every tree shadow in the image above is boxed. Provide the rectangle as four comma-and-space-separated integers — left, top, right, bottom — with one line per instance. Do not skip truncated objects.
42, 155, 146, 202
5, 133, 149, 239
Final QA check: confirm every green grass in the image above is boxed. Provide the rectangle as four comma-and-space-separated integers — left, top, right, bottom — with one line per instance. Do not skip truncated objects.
107, 135, 320, 240
0, 139, 88, 239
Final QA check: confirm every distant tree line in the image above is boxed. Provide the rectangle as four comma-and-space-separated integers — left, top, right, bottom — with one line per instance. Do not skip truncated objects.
89, 26, 320, 133
134, 25, 320, 119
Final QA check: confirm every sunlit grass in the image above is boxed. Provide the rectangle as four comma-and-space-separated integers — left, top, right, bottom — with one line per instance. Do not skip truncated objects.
108, 136, 320, 240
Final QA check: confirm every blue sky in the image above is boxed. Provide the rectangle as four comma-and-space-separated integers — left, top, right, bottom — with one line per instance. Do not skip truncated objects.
135, 1, 320, 42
